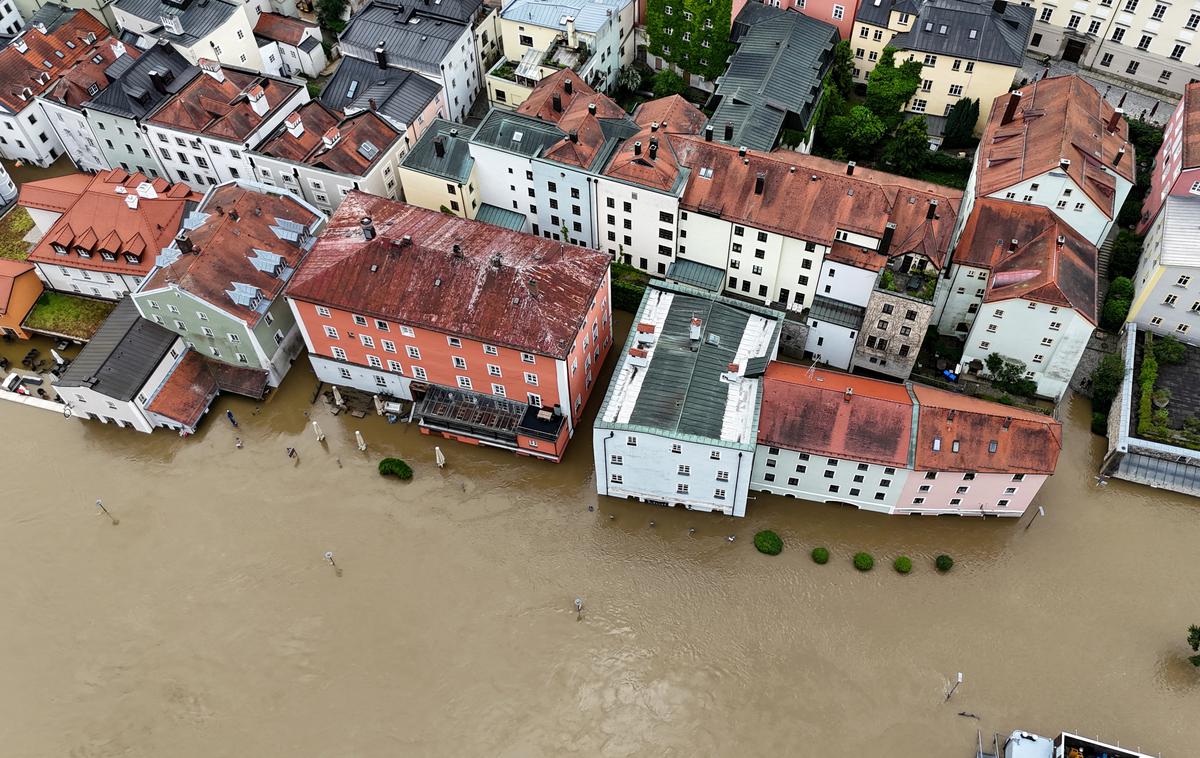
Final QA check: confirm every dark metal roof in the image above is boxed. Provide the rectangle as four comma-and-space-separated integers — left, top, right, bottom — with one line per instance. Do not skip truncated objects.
400, 118, 476, 181
471, 109, 566, 157
27, 2, 85, 34
856, 0, 920, 27
115, 0, 240, 47
55, 298, 178, 402
876, 0, 1034, 67
339, 0, 480, 76
298, 35, 321, 52
87, 44, 198, 119
711, 5, 838, 152
809, 295, 866, 331
666, 259, 724, 292
474, 203, 526, 231
319, 57, 441, 128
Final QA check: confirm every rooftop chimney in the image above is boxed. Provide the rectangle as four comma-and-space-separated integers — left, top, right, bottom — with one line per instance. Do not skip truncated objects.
552, 93, 562, 112
247, 84, 268, 117
125, 194, 139, 210
285, 111, 303, 138
452, 243, 463, 258
651, 121, 659, 132
1001, 90, 1022, 125
564, 78, 573, 95
633, 140, 642, 156
1008, 238, 1019, 252
1056, 234, 1065, 249
992, 0, 1006, 13
844, 387, 854, 402
846, 161, 856, 175
753, 172, 765, 195
176, 232, 193, 255
568, 130, 578, 143
361, 216, 376, 240
1114, 143, 1127, 166
565, 16, 578, 48
368, 97, 378, 112
879, 222, 896, 257
1059, 158, 1071, 171
689, 316, 702, 340
433, 135, 445, 158
148, 69, 169, 93
198, 58, 224, 83
724, 122, 733, 141
110, 40, 126, 58
228, 209, 239, 222
588, 102, 596, 115
375, 41, 387, 69
322, 127, 340, 149
738, 145, 747, 157
927, 198, 938, 220
704, 124, 713, 141
1107, 107, 1124, 134
649, 140, 658, 160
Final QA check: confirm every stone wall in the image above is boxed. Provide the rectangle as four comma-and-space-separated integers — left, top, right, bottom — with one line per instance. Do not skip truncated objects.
852, 289, 932, 380
778, 317, 809, 361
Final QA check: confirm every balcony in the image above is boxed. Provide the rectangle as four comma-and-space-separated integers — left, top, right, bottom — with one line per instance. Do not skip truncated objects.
416, 384, 565, 446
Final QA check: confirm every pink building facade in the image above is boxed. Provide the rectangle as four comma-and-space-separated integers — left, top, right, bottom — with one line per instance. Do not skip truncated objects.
1139, 82, 1200, 234
894, 470, 1049, 516
782, 0, 857, 40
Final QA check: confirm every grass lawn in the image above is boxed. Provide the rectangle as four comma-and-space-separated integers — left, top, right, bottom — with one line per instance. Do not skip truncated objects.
23, 292, 116, 340
0, 206, 34, 261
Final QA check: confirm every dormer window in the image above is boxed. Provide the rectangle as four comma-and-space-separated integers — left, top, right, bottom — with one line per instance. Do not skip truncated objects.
124, 253, 140, 265
160, 15, 182, 34
76, 246, 92, 258
100, 250, 116, 261
87, 83, 99, 96
51, 243, 67, 255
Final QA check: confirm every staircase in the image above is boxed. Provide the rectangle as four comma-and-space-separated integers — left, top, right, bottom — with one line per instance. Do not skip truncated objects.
1096, 227, 1117, 281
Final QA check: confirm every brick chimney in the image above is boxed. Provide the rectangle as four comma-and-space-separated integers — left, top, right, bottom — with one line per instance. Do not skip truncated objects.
322, 127, 340, 149
1001, 90, 1022, 125
247, 84, 268, 117
198, 58, 224, 83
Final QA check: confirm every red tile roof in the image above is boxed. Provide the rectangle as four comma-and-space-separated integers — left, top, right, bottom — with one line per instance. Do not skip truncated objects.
0, 10, 110, 113
253, 12, 316, 46
670, 138, 962, 268
603, 128, 687, 191
41, 39, 138, 109
22, 169, 202, 277
144, 182, 320, 325
145, 66, 301, 142
1182, 82, 1200, 169
978, 75, 1134, 219
758, 362, 915, 467
205, 357, 269, 398
516, 68, 599, 123
632, 95, 707, 135
256, 101, 401, 175
909, 385, 1061, 474
0, 260, 35, 316
145, 350, 219, 428
287, 192, 611, 359
517, 68, 628, 169
952, 198, 1098, 324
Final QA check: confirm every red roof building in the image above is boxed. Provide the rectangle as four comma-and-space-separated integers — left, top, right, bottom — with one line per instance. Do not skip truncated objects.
1139, 81, 1200, 232
19, 169, 202, 300
286, 191, 614, 462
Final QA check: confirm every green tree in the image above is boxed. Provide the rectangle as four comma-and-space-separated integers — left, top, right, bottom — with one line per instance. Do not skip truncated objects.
865, 48, 923, 130
985, 353, 1038, 397
1090, 353, 1125, 413
317, 0, 347, 33
942, 97, 979, 148
651, 69, 687, 98
1108, 230, 1144, 280
1188, 625, 1200, 667
824, 105, 886, 160
829, 40, 855, 99
615, 65, 643, 93
1152, 334, 1188, 365
1100, 278, 1133, 331
881, 116, 929, 176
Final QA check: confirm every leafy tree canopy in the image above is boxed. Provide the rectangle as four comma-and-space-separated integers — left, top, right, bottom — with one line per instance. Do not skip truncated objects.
881, 116, 929, 175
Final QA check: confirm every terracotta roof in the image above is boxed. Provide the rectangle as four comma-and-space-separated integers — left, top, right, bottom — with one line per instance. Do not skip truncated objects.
255, 101, 401, 176
758, 362, 914, 467
516, 69, 629, 169
603, 127, 687, 191
977, 75, 1134, 218
145, 66, 301, 142
632, 95, 707, 135
205, 356, 269, 398
286, 192, 611, 359
0, 9, 110, 113
22, 169, 202, 277
145, 350, 219, 428
952, 198, 1098, 323
0, 260, 35, 316
144, 182, 321, 325
825, 240, 888, 271
516, 68, 599, 123
253, 11, 315, 46
1182, 82, 1200, 169
909, 384, 1061, 474
40, 38, 139, 108
670, 137, 962, 267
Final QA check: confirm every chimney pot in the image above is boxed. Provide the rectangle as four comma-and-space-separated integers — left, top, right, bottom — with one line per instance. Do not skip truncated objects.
926, 198, 938, 220
1114, 142, 1127, 166
754, 172, 765, 195
649, 141, 658, 160
433, 135, 445, 158
738, 145, 747, 157
724, 122, 733, 141
1009, 238, 1019, 251
375, 41, 387, 69
651, 121, 659, 132
361, 216, 376, 241
846, 161, 855, 175
633, 140, 642, 156
564, 78, 573, 95
704, 124, 713, 141
588, 102, 596, 115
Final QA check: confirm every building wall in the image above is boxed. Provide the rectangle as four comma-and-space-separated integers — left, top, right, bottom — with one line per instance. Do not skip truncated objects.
252, 144, 405, 215
596, 175, 680, 272
804, 258, 876, 368
32, 259, 143, 299
593, 428, 755, 516
437, 25, 481, 123
530, 158, 594, 245
0, 103, 64, 167
1128, 212, 1200, 342
804, 318, 857, 368
785, 0, 856, 40
985, 171, 1124, 248
395, 163, 482, 219
469, 140, 537, 225
249, 299, 298, 385
936, 262, 989, 334
14, 0, 109, 30
58, 338, 186, 434
960, 298, 1094, 398
853, 287, 932, 378
750, 443, 909, 513
88, 111, 167, 178
894, 469, 1045, 516
133, 287, 261, 369
40, 100, 107, 172
0, 270, 43, 339
1141, 94, 1188, 230
562, 267, 613, 424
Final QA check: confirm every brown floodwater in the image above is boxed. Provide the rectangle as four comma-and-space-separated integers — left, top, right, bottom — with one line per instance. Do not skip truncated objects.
1, 314, 1196, 757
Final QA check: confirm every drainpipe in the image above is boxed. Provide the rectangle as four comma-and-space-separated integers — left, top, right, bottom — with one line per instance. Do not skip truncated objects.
601, 431, 614, 496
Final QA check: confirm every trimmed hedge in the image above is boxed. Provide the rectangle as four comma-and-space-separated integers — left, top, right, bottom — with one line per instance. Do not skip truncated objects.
754, 530, 783, 556
935, 554, 954, 572
894, 556, 913, 574
853, 552, 874, 572
811, 546, 830, 564
378, 458, 413, 480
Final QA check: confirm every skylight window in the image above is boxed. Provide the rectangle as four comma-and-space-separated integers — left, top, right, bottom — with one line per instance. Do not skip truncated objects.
512, 130, 524, 143
699, 166, 713, 179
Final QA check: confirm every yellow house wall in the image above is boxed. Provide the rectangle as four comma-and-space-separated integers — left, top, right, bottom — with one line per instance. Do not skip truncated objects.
396, 164, 481, 220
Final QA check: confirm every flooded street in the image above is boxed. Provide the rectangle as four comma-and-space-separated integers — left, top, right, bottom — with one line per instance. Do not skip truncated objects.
0, 317, 1196, 757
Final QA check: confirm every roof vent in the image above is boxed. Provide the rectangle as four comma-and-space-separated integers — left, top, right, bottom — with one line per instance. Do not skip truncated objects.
844, 387, 853, 402
705, 332, 720, 347
125, 194, 139, 209
361, 216, 376, 240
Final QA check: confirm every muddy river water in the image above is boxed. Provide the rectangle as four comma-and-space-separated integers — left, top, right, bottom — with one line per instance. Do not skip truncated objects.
1, 309, 1197, 757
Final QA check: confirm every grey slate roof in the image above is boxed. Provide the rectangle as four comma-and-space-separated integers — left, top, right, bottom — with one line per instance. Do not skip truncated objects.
27, 2, 84, 33
856, 0, 919, 27
666, 259, 724, 292
115, 0, 240, 47
501, 0, 630, 35
86, 44, 198, 119
711, 5, 837, 152
339, 0, 480, 76
471, 108, 566, 158
475, 203, 527, 231
298, 36, 321, 53
319, 57, 441, 127
878, 0, 1034, 67
55, 298, 178, 402
400, 118, 476, 181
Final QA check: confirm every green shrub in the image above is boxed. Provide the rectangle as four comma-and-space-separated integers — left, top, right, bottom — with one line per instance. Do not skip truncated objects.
1100, 282, 1132, 331
811, 546, 830, 564
1108, 230, 1144, 280
1092, 412, 1109, 435
1152, 334, 1188, 365
1108, 276, 1135, 301
893, 556, 913, 574
754, 530, 783, 556
1091, 352, 1126, 412
853, 552, 874, 572
378, 458, 413, 480
935, 554, 954, 572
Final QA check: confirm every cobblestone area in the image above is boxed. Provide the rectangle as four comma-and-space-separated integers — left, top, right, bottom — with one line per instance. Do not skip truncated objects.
1018, 56, 1176, 126
1069, 328, 1121, 396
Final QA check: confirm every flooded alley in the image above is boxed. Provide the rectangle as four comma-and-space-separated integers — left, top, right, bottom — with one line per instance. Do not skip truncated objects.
0, 323, 1196, 758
